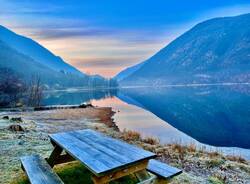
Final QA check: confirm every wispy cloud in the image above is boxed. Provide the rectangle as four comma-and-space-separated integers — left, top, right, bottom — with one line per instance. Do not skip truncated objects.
0, 0, 62, 15
1, 0, 250, 77
30, 28, 112, 40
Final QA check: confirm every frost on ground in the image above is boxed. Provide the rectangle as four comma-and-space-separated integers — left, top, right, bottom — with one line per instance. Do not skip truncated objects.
0, 107, 114, 184
0, 107, 249, 184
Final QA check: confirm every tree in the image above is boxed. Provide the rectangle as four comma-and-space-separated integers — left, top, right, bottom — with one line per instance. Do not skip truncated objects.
27, 75, 43, 107
0, 68, 26, 107
109, 78, 119, 88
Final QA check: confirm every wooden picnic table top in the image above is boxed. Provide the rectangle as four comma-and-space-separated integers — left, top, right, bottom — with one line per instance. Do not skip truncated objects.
49, 129, 156, 176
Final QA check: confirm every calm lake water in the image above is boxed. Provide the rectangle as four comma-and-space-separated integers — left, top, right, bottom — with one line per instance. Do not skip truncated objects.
42, 84, 250, 159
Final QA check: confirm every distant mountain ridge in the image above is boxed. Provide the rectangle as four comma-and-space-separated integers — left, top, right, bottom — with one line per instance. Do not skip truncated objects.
117, 13, 250, 86
114, 61, 146, 81
0, 25, 111, 88
0, 25, 83, 76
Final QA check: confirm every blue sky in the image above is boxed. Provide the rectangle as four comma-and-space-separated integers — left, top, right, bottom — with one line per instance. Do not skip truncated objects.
1, 0, 250, 77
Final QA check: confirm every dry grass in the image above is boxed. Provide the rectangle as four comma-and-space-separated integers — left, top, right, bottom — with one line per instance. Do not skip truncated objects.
225, 155, 247, 164
187, 143, 196, 152
171, 144, 186, 154
2, 109, 250, 184
208, 175, 226, 184
48, 107, 110, 120
142, 137, 160, 145
208, 151, 220, 158
205, 158, 225, 168
121, 129, 141, 141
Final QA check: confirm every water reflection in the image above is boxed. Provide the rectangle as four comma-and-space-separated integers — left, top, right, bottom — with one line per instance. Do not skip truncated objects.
42, 88, 117, 105
42, 85, 250, 150
117, 86, 250, 149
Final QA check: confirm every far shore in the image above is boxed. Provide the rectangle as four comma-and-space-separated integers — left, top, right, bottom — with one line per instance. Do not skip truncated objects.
0, 106, 249, 184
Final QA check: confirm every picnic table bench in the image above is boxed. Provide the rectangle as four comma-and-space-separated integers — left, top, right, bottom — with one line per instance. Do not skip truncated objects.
21, 129, 182, 184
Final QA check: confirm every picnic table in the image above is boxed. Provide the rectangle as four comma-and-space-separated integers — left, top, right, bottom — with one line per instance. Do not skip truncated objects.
21, 129, 182, 184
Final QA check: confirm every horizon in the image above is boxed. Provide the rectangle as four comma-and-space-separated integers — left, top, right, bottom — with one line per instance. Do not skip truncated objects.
1, 0, 250, 77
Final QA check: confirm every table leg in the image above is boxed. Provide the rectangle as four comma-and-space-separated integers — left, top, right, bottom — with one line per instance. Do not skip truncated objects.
47, 145, 63, 167
92, 160, 149, 184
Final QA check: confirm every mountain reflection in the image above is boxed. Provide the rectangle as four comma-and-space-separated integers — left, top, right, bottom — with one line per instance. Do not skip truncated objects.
117, 86, 250, 148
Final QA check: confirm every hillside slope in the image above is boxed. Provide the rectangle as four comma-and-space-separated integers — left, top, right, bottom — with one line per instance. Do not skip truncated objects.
0, 25, 111, 88
119, 13, 250, 86
0, 40, 90, 87
0, 25, 83, 75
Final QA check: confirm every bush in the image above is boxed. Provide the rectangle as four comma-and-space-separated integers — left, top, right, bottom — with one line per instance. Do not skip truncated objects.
121, 129, 141, 141
206, 158, 225, 168
208, 176, 225, 184
143, 137, 159, 145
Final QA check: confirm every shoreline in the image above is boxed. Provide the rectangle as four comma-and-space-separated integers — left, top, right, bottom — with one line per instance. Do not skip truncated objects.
0, 106, 249, 184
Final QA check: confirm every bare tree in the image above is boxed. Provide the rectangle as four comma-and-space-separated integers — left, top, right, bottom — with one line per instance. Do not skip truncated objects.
27, 75, 43, 107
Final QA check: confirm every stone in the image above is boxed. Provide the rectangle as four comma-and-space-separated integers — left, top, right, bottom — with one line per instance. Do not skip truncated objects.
8, 124, 24, 132
2, 116, 9, 120
10, 117, 23, 123
18, 140, 25, 145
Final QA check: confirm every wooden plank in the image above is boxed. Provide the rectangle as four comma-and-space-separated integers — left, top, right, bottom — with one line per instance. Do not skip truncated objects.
62, 133, 123, 168
71, 131, 134, 163
20, 155, 64, 184
50, 133, 114, 175
92, 160, 149, 184
147, 159, 182, 179
81, 129, 155, 158
49, 129, 156, 176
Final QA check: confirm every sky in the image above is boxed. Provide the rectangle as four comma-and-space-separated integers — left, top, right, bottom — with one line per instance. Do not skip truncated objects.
1, 0, 250, 77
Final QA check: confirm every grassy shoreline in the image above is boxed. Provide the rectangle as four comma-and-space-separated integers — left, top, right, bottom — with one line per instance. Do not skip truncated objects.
0, 107, 249, 184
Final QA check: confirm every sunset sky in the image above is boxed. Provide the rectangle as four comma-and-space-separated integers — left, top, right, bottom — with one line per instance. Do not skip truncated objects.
1, 0, 250, 77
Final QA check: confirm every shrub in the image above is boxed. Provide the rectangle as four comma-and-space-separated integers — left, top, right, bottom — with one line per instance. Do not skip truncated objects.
208, 176, 225, 184
206, 158, 225, 168
187, 143, 196, 152
226, 155, 246, 164
142, 137, 159, 145
121, 129, 141, 141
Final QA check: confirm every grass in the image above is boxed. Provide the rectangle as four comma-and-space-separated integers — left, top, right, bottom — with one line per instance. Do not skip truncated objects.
142, 137, 160, 145
2, 111, 250, 184
205, 158, 225, 168
121, 129, 141, 141
225, 155, 247, 164
13, 162, 138, 184
13, 162, 92, 184
208, 176, 225, 184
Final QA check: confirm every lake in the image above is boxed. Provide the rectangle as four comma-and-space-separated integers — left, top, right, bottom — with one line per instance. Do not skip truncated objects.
42, 84, 250, 159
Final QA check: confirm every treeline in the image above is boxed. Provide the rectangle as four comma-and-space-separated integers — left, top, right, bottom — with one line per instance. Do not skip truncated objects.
0, 68, 119, 108
87, 76, 118, 89
0, 68, 43, 107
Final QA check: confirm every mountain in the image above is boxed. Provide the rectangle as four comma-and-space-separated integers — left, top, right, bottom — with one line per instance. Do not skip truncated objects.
117, 13, 250, 86
0, 25, 110, 88
0, 25, 82, 76
0, 40, 90, 87
114, 61, 146, 81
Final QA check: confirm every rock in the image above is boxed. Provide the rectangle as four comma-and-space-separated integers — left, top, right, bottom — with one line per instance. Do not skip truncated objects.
18, 135, 25, 139
8, 124, 25, 132
10, 117, 23, 123
2, 116, 9, 120
79, 103, 93, 108
18, 140, 25, 145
